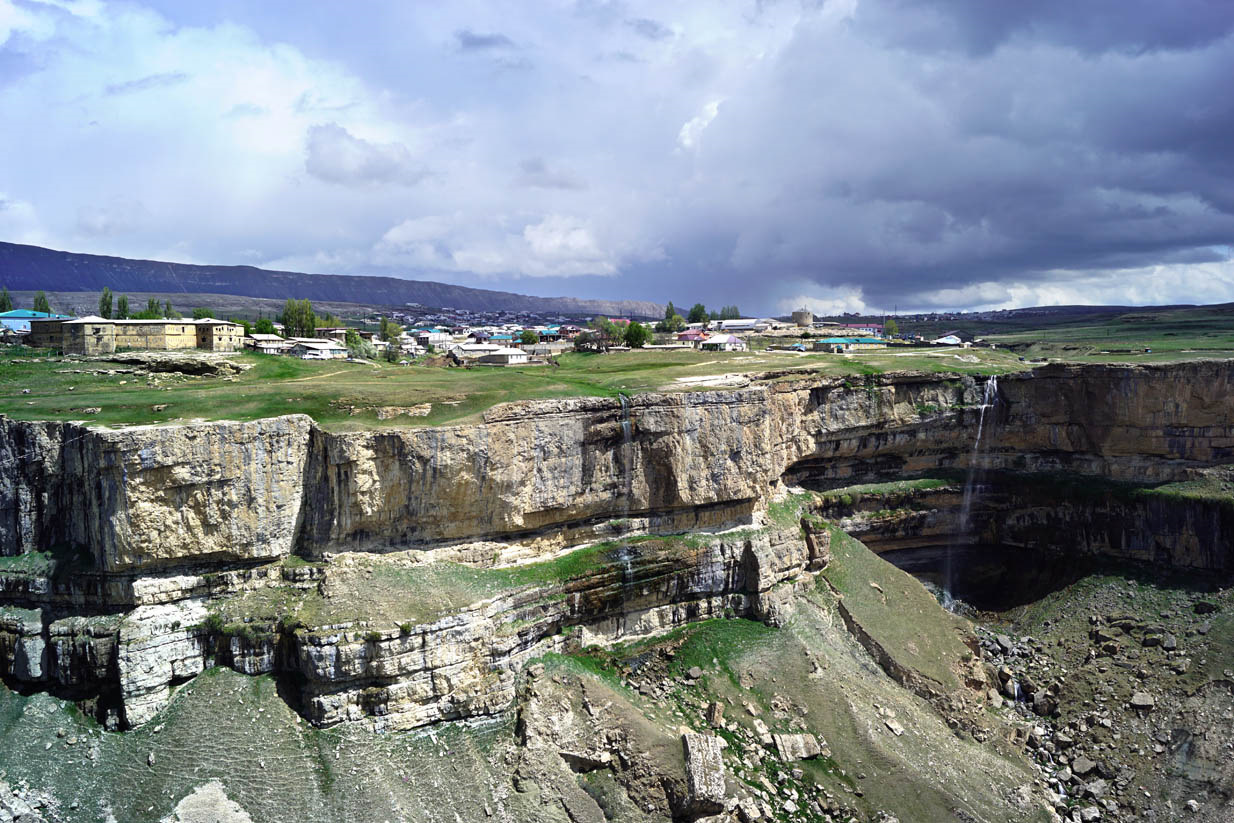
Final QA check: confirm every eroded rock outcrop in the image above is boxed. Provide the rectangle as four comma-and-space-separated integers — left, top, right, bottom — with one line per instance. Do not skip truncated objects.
4, 362, 1231, 571
2, 360, 1232, 733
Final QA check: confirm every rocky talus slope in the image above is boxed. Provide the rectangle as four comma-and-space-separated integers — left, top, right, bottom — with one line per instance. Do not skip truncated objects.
1, 360, 1232, 822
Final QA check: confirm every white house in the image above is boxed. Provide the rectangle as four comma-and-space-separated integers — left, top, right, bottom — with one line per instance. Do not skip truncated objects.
700, 333, 748, 352
245, 333, 291, 354
477, 346, 530, 365
453, 342, 505, 358
715, 318, 768, 333
289, 339, 347, 359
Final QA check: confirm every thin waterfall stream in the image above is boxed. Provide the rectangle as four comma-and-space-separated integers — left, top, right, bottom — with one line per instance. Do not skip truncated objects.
617, 394, 635, 586
942, 375, 1000, 610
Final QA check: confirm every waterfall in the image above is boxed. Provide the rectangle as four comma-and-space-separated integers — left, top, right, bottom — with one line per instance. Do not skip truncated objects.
619, 394, 633, 514
943, 376, 1000, 610
618, 394, 635, 592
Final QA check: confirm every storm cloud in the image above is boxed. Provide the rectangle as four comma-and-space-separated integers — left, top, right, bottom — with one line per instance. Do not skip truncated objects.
2, 0, 1233, 312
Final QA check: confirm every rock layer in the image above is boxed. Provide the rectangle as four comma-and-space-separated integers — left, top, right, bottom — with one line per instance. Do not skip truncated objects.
3, 362, 1230, 571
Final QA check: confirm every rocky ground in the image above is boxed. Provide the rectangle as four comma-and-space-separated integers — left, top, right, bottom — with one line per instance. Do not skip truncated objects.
0, 527, 1058, 823
968, 570, 1234, 822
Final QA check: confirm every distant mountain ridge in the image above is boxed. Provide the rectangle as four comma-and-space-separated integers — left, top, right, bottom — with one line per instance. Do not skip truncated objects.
0, 242, 663, 318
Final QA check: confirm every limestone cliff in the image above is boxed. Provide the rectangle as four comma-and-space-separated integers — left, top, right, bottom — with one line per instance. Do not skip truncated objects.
4, 361, 1229, 570
1, 360, 1232, 732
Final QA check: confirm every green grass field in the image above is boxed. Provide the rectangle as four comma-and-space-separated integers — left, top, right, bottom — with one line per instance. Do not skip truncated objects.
0, 345, 1025, 430
985, 303, 1234, 361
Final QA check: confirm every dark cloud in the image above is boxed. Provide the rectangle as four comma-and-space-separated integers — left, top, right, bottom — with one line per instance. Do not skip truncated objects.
7, 0, 1234, 312
625, 17, 672, 41
454, 29, 515, 51
104, 71, 189, 96
860, 0, 1234, 56
516, 158, 586, 190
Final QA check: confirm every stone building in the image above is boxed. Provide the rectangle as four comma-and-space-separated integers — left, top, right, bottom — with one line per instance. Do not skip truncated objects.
28, 316, 244, 354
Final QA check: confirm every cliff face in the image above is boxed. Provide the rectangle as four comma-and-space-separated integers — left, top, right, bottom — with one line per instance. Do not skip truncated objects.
1, 416, 311, 571
1, 360, 1232, 732
3, 361, 1232, 571
1, 525, 821, 730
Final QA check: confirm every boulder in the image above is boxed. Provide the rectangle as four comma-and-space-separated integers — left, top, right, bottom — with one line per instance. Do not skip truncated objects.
773, 733, 823, 761
1072, 756, 1097, 776
682, 733, 726, 816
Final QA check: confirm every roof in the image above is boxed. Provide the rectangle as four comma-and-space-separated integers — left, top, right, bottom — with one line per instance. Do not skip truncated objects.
291, 340, 346, 350
0, 310, 71, 319
247, 333, 285, 341
704, 334, 744, 344
62, 316, 241, 326
820, 337, 884, 344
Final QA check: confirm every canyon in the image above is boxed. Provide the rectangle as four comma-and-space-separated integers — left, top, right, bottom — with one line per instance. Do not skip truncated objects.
1, 360, 1232, 822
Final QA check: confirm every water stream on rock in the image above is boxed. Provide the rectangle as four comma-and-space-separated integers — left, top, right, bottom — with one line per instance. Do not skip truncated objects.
943, 375, 999, 610
618, 394, 635, 587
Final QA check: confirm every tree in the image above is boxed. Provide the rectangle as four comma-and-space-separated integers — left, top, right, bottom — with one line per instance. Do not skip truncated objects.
378, 317, 403, 343
885, 318, 899, 337
590, 316, 619, 342
656, 313, 686, 333
0, 286, 12, 312
116, 295, 129, 319
133, 298, 162, 319
280, 299, 317, 338
98, 287, 113, 319
344, 329, 375, 359
687, 303, 708, 324
32, 291, 50, 314
719, 305, 741, 320
623, 321, 651, 348
708, 310, 719, 321
520, 329, 540, 346
163, 300, 177, 319
573, 330, 605, 353
254, 317, 277, 335
664, 302, 676, 321
192, 307, 214, 320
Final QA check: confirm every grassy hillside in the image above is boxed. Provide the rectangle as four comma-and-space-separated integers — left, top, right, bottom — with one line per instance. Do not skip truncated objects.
0, 346, 1024, 430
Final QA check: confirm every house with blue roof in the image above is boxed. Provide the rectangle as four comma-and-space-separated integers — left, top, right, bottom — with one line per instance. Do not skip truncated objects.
0, 309, 73, 335
815, 337, 887, 353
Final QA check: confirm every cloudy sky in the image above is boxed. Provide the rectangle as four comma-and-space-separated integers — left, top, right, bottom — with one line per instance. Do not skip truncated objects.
2, 0, 1234, 314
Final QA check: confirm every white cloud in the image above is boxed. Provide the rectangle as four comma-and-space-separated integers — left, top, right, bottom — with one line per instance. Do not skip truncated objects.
3, 0, 1234, 313
677, 100, 722, 151
305, 123, 428, 187
374, 213, 620, 278
777, 287, 869, 317
0, 193, 45, 246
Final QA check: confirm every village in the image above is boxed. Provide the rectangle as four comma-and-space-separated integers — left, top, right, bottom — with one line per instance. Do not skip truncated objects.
0, 294, 977, 363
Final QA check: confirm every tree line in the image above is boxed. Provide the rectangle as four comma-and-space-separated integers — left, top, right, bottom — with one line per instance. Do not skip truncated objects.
652, 301, 743, 332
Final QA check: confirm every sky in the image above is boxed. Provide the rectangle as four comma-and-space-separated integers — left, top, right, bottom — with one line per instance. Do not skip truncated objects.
2, 0, 1234, 315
